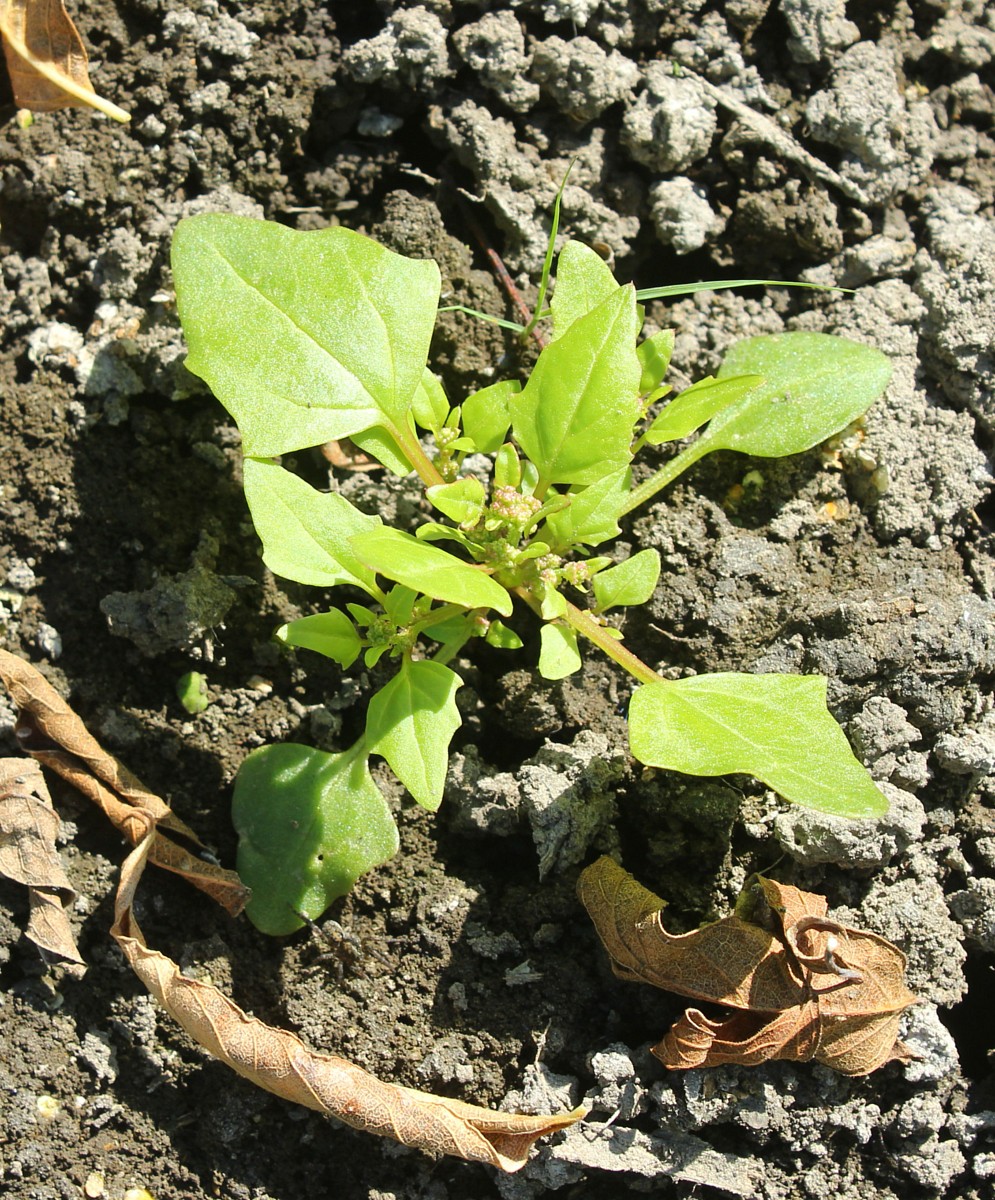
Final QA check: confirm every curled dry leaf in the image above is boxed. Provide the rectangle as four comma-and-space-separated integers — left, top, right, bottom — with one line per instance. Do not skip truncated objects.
0, 0, 129, 121
0, 757, 86, 977
0, 649, 247, 915
578, 856, 916, 1076
0, 652, 583, 1169
113, 821, 584, 1171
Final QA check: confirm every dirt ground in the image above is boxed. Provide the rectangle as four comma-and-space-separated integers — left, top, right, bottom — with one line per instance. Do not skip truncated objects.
1, 1, 994, 1198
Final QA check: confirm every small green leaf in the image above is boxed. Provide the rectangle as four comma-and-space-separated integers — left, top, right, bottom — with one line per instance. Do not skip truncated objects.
172, 215, 440, 457
550, 240, 619, 337
543, 467, 632, 550
538, 624, 582, 679
176, 671, 209, 714
643, 375, 763, 445
415, 523, 473, 549
628, 674, 888, 818
461, 380, 518, 453
276, 609, 361, 668
427, 478, 486, 525
485, 619, 523, 650
539, 585, 567, 620
510, 286, 642, 488
243, 458, 381, 594
352, 527, 513, 616
494, 443, 522, 489
232, 742, 399, 936
593, 549, 661, 611
383, 584, 418, 626
349, 425, 414, 476
704, 331, 892, 459
411, 369, 450, 433
637, 329, 675, 395
365, 658, 462, 810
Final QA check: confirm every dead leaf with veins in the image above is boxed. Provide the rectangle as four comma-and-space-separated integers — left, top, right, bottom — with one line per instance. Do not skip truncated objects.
0, 757, 85, 977
0, 0, 129, 121
0, 651, 584, 1169
579, 856, 916, 1076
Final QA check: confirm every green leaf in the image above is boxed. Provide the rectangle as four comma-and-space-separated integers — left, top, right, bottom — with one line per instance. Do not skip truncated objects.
628, 674, 888, 818
485, 619, 523, 650
411, 370, 450, 433
232, 742, 399, 935
365, 659, 462, 810
427, 478, 486, 526
352, 526, 513, 616
550, 240, 619, 337
643, 375, 763, 445
510, 286, 642, 488
275, 609, 361, 668
703, 331, 892, 459
637, 329, 675, 395
383, 584, 418, 626
494, 443, 522, 489
348, 425, 413, 477
543, 466, 632, 550
593, 549, 661, 611
538, 624, 582, 679
243, 458, 381, 594
172, 215, 440, 457
460, 380, 518, 453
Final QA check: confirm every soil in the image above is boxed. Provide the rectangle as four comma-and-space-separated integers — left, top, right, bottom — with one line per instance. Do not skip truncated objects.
1, 2, 995, 1198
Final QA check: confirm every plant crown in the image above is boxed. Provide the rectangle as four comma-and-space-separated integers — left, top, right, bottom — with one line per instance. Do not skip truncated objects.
171, 212, 892, 934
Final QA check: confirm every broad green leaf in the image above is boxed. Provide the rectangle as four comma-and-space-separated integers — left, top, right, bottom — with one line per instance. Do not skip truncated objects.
628, 674, 887, 818
232, 742, 399, 935
461, 380, 518, 453
172, 215, 440, 456
365, 658, 462, 810
275, 609, 361, 668
485, 619, 523, 650
424, 613, 476, 644
415, 523, 472, 549
703, 331, 892, 459
538, 623, 582, 680
243, 457, 381, 594
427, 478, 486, 526
550, 240, 619, 337
637, 328, 675, 395
352, 526, 513, 616
643, 374, 763, 445
543, 467, 632, 550
510, 286, 641, 488
593, 549, 661, 611
411, 369, 450, 433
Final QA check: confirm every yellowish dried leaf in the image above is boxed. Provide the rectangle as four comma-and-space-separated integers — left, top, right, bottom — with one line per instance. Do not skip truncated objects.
0, 0, 128, 121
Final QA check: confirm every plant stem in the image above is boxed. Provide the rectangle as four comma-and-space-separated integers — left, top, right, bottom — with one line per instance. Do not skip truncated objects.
395, 426, 446, 489
512, 587, 661, 686
618, 440, 709, 518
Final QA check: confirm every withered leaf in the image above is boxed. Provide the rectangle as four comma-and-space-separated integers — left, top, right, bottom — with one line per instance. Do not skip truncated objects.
0, 650, 247, 916
0, 756, 85, 977
113, 820, 584, 1171
0, 0, 128, 121
0, 652, 584, 1169
579, 856, 916, 1076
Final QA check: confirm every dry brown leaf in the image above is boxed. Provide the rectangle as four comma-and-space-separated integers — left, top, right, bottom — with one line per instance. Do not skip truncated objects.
0, 651, 584, 1169
113, 820, 584, 1171
0, 650, 247, 915
0, 0, 128, 121
579, 856, 917, 1076
0, 756, 85, 976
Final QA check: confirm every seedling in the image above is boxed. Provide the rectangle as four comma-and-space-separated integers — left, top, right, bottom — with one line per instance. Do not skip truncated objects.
171, 209, 892, 934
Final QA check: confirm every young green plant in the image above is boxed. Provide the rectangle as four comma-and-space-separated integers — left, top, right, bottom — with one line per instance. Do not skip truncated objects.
172, 215, 892, 934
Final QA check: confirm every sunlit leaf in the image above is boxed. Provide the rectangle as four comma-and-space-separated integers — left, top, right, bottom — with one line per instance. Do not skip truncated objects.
629, 673, 887, 818
275, 609, 362, 668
